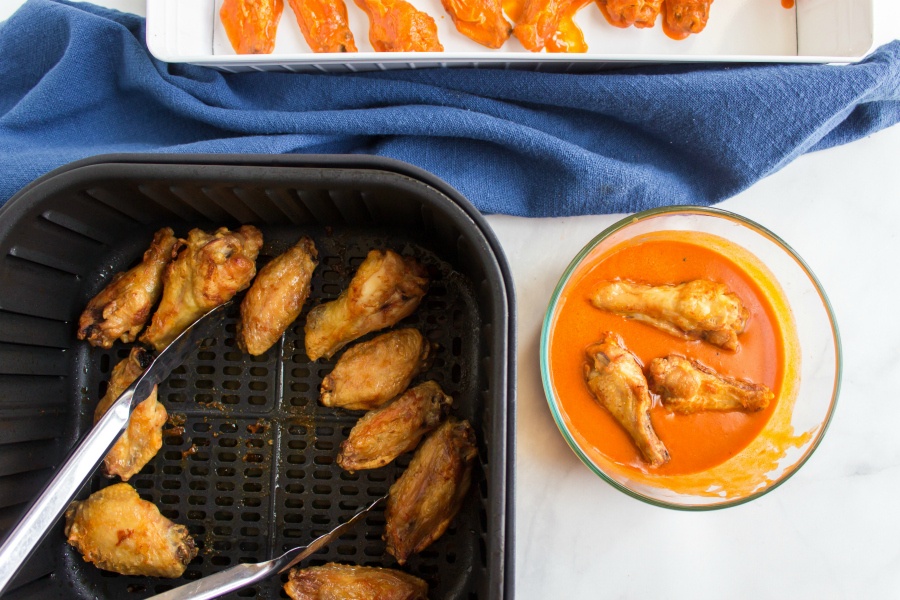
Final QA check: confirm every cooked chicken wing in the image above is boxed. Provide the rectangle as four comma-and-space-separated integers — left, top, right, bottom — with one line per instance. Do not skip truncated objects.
662, 0, 713, 39
305, 250, 429, 360
384, 417, 477, 564
596, 0, 663, 28
220, 0, 284, 54
77, 228, 177, 349
238, 237, 318, 356
584, 332, 669, 467
544, 0, 591, 52
338, 380, 452, 472
648, 355, 773, 414
441, 0, 512, 48
513, 0, 564, 51
288, 0, 358, 52
590, 279, 749, 351
353, 0, 444, 51
64, 483, 197, 578
320, 328, 433, 410
285, 563, 428, 600
94, 347, 165, 481
141, 226, 263, 351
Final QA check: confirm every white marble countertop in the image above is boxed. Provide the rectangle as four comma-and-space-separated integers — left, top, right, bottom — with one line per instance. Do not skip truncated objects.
1, 0, 898, 597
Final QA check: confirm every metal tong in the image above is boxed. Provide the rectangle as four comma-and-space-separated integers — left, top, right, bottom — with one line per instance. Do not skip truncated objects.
0, 302, 233, 595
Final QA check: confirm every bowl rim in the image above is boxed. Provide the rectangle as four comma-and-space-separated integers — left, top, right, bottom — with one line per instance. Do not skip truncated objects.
538, 205, 843, 511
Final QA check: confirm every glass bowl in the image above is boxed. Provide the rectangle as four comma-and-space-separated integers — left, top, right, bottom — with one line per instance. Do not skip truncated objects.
539, 206, 841, 510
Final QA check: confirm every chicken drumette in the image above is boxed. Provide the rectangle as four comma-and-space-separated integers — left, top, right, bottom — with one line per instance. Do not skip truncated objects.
441, 0, 512, 48
285, 563, 428, 600
663, 0, 713, 39
648, 355, 774, 414
220, 0, 284, 54
353, 0, 444, 51
288, 0, 358, 52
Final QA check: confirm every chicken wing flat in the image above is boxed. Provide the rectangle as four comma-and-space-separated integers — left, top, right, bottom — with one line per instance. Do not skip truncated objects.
285, 563, 428, 600
441, 0, 512, 48
384, 417, 477, 564
94, 347, 165, 481
288, 0, 358, 52
141, 226, 263, 351
220, 0, 284, 54
513, 0, 565, 51
320, 328, 433, 411
662, 0, 713, 39
337, 380, 452, 472
590, 279, 749, 351
238, 237, 318, 356
584, 332, 669, 467
648, 355, 773, 414
353, 0, 444, 52
77, 228, 177, 349
64, 483, 197, 578
304, 250, 429, 361
596, 0, 663, 28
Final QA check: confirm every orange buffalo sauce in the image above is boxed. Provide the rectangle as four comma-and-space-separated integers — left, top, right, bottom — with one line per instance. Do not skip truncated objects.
549, 231, 790, 477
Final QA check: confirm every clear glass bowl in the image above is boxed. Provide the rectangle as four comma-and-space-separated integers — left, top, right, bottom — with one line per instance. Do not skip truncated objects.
540, 206, 841, 510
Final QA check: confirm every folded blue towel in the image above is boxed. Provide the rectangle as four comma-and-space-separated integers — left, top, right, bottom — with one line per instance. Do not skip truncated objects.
0, 0, 898, 217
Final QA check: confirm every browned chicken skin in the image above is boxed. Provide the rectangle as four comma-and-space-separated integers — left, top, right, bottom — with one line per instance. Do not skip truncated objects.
384, 417, 477, 564
596, 0, 663, 28
337, 380, 452, 472
77, 228, 177, 349
663, 0, 713, 39
353, 0, 444, 51
441, 0, 512, 49
288, 0, 358, 52
320, 328, 433, 411
584, 332, 669, 467
238, 237, 318, 356
648, 355, 774, 414
141, 226, 263, 351
93, 347, 165, 481
591, 279, 749, 351
304, 250, 429, 361
285, 563, 428, 600
64, 483, 197, 578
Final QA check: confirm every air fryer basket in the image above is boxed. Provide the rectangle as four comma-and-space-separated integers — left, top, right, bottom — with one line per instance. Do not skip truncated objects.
0, 155, 515, 600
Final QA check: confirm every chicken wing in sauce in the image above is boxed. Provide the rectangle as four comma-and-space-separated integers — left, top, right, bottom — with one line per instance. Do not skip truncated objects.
596, 0, 663, 28
141, 226, 263, 351
584, 332, 669, 467
285, 563, 428, 600
648, 355, 773, 414
64, 483, 197, 578
662, 0, 713, 39
320, 328, 433, 411
220, 0, 284, 54
337, 380, 452, 472
93, 348, 165, 481
238, 237, 318, 356
384, 417, 477, 564
441, 0, 511, 48
304, 250, 429, 361
590, 279, 749, 351
288, 0, 358, 52
514, 0, 584, 51
77, 228, 177, 349
353, 0, 444, 51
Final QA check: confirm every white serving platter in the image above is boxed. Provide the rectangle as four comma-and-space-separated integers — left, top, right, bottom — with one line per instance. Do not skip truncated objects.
146, 0, 874, 71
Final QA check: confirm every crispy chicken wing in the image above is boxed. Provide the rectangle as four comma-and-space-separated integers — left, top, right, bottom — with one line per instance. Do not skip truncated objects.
648, 355, 773, 414
238, 237, 318, 356
288, 0, 358, 52
441, 0, 512, 48
590, 279, 749, 351
220, 0, 284, 54
285, 563, 428, 600
141, 226, 263, 351
304, 250, 429, 360
596, 0, 663, 28
662, 0, 713, 39
320, 328, 433, 410
64, 483, 197, 578
77, 228, 177, 349
584, 332, 669, 467
384, 417, 477, 564
353, 0, 444, 51
337, 380, 452, 472
93, 347, 165, 481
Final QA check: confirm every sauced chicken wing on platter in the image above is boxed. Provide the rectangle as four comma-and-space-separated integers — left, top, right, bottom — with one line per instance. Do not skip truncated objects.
64, 483, 197, 578
238, 236, 318, 356
285, 563, 428, 600
384, 417, 478, 564
662, 0, 713, 39
441, 0, 512, 48
220, 0, 284, 54
77, 228, 177, 349
649, 355, 773, 414
288, 0, 358, 52
584, 332, 670, 467
320, 328, 433, 411
596, 0, 663, 28
305, 249, 429, 360
337, 380, 452, 472
141, 226, 263, 351
591, 279, 749, 351
353, 0, 444, 51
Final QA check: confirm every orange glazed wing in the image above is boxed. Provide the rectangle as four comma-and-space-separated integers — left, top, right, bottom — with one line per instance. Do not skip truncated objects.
648, 355, 773, 414
441, 0, 512, 48
354, 0, 443, 51
596, 0, 663, 28
288, 0, 358, 52
221, 0, 284, 54
285, 563, 428, 600
662, 0, 713, 39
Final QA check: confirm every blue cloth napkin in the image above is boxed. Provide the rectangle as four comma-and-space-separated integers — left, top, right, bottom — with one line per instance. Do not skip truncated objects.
0, 0, 898, 217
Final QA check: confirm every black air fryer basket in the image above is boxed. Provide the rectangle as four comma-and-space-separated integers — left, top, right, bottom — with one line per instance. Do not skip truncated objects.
0, 155, 515, 600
